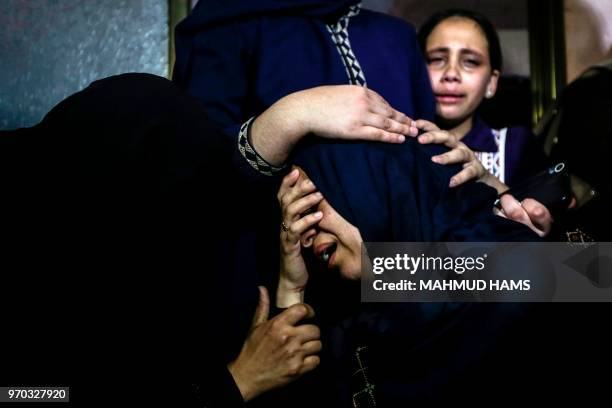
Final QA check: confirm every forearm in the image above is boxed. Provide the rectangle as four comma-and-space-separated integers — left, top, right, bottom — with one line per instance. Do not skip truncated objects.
250, 91, 311, 166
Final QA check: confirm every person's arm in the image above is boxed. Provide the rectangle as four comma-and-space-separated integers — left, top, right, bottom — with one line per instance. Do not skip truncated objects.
408, 27, 437, 122
174, 21, 419, 174
275, 168, 323, 307
250, 85, 419, 167
173, 21, 252, 132
413, 120, 552, 235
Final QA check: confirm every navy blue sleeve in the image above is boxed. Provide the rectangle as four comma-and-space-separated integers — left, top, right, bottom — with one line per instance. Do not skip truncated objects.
174, 21, 282, 186
406, 26, 436, 121
174, 21, 253, 134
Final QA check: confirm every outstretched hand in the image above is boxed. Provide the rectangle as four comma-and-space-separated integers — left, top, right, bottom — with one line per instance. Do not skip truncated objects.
413, 119, 507, 190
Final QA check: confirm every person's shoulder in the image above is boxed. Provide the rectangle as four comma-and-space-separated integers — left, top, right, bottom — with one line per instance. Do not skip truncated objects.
382, 138, 458, 185
502, 125, 536, 144
358, 9, 417, 37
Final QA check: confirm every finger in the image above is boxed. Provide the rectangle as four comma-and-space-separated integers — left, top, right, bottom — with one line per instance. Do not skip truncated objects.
522, 198, 552, 234
448, 163, 481, 187
418, 130, 458, 147
285, 192, 323, 221
299, 355, 321, 374
363, 113, 412, 136
293, 324, 321, 343
500, 194, 532, 226
281, 177, 318, 210
432, 149, 471, 167
277, 168, 300, 202
278, 303, 315, 326
493, 206, 506, 218
414, 119, 440, 132
286, 211, 323, 241
302, 340, 322, 355
365, 88, 390, 106
359, 126, 405, 143
251, 286, 270, 327
369, 105, 418, 136
368, 102, 414, 127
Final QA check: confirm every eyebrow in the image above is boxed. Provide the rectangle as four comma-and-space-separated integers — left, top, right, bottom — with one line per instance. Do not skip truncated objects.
426, 47, 485, 59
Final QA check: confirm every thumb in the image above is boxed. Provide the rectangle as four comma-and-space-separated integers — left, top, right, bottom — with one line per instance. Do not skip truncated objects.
251, 286, 270, 327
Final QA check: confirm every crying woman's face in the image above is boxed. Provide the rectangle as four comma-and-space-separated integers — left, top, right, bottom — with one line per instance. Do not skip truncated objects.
298, 173, 364, 280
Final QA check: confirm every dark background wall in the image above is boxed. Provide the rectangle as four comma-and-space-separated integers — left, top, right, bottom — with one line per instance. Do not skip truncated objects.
0, 0, 169, 130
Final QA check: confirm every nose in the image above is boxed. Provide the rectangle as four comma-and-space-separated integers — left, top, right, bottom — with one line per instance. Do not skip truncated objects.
441, 60, 460, 83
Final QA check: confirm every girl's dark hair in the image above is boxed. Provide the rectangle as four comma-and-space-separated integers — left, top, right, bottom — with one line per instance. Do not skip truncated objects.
417, 9, 503, 72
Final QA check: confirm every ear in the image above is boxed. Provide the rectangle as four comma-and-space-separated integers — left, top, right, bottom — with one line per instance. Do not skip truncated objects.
485, 69, 500, 98
300, 228, 317, 248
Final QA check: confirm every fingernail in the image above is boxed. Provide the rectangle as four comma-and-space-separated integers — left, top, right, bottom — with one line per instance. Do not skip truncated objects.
431, 156, 440, 163
398, 135, 405, 143
449, 178, 457, 187
315, 192, 323, 198
314, 211, 323, 218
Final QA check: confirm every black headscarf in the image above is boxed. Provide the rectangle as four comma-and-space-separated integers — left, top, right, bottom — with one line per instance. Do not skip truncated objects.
290, 137, 533, 244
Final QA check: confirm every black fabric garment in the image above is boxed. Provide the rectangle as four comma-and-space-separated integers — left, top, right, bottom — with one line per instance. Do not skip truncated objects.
548, 65, 612, 241
178, 0, 357, 29
0, 73, 259, 406
527, 65, 612, 405
174, 0, 358, 83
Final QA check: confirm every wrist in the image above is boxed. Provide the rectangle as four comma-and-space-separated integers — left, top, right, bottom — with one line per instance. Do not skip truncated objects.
227, 360, 257, 402
482, 172, 507, 194
276, 276, 306, 307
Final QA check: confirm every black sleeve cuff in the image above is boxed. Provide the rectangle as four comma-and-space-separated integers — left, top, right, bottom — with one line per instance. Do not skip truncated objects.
192, 365, 245, 408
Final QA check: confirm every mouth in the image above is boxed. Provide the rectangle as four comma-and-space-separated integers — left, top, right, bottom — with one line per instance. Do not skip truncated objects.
435, 93, 465, 104
315, 242, 338, 268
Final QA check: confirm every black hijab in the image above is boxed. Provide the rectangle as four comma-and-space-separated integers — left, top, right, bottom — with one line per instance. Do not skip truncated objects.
290, 137, 534, 244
